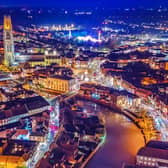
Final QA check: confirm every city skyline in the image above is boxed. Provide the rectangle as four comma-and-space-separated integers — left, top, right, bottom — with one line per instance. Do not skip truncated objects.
0, 1, 168, 168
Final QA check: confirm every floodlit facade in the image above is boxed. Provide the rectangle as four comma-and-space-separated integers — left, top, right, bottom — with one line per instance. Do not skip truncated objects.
3, 16, 15, 67
39, 75, 78, 93
0, 156, 26, 168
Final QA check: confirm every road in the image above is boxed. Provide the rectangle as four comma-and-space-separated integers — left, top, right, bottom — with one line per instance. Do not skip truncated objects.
30, 100, 60, 168
77, 100, 145, 168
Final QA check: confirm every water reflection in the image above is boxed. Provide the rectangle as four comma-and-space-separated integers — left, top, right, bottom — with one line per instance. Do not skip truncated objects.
78, 100, 145, 168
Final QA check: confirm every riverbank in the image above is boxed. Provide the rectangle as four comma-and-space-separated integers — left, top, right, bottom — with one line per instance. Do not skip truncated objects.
86, 110, 145, 168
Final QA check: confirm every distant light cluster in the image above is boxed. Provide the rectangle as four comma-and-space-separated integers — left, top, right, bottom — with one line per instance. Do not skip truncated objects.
77, 35, 102, 43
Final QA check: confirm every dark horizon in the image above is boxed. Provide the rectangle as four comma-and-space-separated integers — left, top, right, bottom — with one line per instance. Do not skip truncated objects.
0, 0, 168, 8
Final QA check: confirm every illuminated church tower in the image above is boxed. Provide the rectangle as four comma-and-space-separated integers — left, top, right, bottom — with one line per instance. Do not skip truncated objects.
3, 15, 15, 66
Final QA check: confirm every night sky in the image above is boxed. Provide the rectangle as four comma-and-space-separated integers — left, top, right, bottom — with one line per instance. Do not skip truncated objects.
0, 0, 168, 8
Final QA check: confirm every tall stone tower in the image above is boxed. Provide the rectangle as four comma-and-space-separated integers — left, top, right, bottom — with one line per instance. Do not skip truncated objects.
3, 15, 15, 66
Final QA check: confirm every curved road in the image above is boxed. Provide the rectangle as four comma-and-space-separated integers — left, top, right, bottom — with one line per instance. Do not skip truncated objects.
77, 100, 145, 168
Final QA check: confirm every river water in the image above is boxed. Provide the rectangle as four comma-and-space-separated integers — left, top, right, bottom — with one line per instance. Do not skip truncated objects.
77, 100, 145, 168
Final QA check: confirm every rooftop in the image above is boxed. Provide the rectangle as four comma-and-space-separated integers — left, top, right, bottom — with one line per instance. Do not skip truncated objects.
3, 139, 37, 158
147, 140, 168, 150
25, 96, 49, 111
123, 164, 156, 168
137, 147, 168, 160
51, 75, 74, 80
0, 96, 49, 120
80, 83, 138, 98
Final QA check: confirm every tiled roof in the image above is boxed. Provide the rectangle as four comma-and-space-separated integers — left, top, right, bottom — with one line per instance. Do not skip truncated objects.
137, 147, 168, 160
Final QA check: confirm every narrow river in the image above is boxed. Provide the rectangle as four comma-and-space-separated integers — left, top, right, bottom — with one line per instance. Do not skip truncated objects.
77, 100, 145, 168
